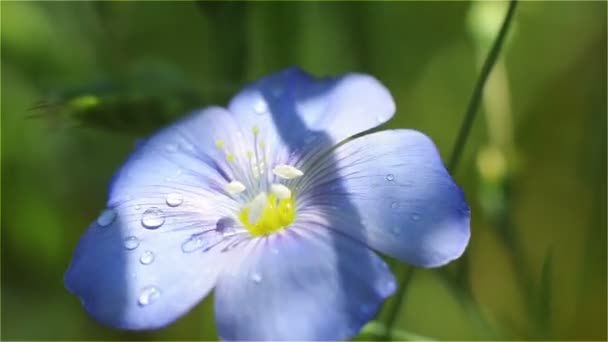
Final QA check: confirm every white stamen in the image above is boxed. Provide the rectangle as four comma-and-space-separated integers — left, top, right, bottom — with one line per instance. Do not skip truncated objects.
273, 165, 304, 179
225, 181, 246, 194
271, 183, 292, 199
248, 193, 267, 224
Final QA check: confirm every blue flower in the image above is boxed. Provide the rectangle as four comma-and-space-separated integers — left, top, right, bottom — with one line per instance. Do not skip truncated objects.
65, 68, 470, 340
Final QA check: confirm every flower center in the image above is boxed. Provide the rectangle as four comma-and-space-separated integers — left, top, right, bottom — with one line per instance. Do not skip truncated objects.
238, 191, 296, 236
216, 126, 304, 237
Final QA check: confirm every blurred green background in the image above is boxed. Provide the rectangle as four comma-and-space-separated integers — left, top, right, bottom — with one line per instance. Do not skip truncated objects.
1, 1, 606, 340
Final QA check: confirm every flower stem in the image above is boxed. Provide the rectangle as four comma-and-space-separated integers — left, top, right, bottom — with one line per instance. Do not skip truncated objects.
448, 0, 519, 172
382, 0, 518, 338
384, 267, 414, 341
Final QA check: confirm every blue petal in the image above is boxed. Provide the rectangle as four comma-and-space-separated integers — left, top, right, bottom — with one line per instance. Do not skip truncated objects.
214, 227, 396, 341
109, 106, 253, 204
65, 107, 251, 329
298, 129, 470, 268
228, 68, 395, 166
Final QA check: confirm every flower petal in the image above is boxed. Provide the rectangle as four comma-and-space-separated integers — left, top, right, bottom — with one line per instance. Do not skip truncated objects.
65, 107, 252, 329
299, 129, 470, 268
228, 67, 395, 167
109, 106, 258, 204
64, 203, 243, 329
214, 227, 396, 341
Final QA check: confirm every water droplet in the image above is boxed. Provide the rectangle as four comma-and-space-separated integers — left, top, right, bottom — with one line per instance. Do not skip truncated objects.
251, 273, 262, 283
165, 143, 178, 153
304, 134, 317, 145
141, 207, 165, 229
134, 204, 142, 211
123, 236, 140, 250
166, 193, 183, 207
254, 101, 268, 115
360, 304, 374, 315
138, 286, 161, 306
383, 279, 397, 296
391, 202, 399, 209
411, 213, 421, 221
216, 217, 236, 235
271, 84, 284, 98
97, 209, 116, 227
385, 174, 395, 182
181, 235, 207, 253
139, 250, 155, 265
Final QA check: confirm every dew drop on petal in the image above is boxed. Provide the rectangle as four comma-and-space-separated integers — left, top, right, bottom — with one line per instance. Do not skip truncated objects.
123, 236, 140, 250
181, 235, 207, 253
360, 303, 373, 315
271, 84, 284, 98
385, 174, 395, 182
165, 143, 178, 153
379, 278, 397, 297
216, 217, 236, 235
254, 100, 268, 115
97, 209, 116, 227
139, 250, 155, 265
304, 134, 317, 145
141, 207, 165, 229
251, 273, 262, 283
166, 193, 183, 207
138, 286, 161, 306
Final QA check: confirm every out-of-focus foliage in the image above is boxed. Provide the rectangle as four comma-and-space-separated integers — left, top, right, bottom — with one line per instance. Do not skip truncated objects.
1, 1, 605, 341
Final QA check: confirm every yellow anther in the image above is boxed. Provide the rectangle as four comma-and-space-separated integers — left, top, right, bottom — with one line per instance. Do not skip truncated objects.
215, 139, 225, 149
260, 140, 266, 149
252, 126, 260, 135
246, 151, 253, 160
239, 193, 296, 236
226, 154, 236, 162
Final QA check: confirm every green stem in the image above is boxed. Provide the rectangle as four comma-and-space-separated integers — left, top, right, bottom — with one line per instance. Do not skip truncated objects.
382, 0, 519, 338
448, 0, 519, 172
384, 267, 414, 340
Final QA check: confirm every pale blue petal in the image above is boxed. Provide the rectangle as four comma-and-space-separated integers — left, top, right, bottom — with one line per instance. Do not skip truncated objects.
65, 107, 252, 329
214, 227, 396, 341
109, 106, 252, 205
227, 67, 395, 167
64, 211, 241, 330
298, 129, 470, 268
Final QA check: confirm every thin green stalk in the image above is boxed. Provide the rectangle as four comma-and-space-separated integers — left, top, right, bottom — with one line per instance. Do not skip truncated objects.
382, 0, 519, 339
448, 0, 519, 172
384, 267, 414, 341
